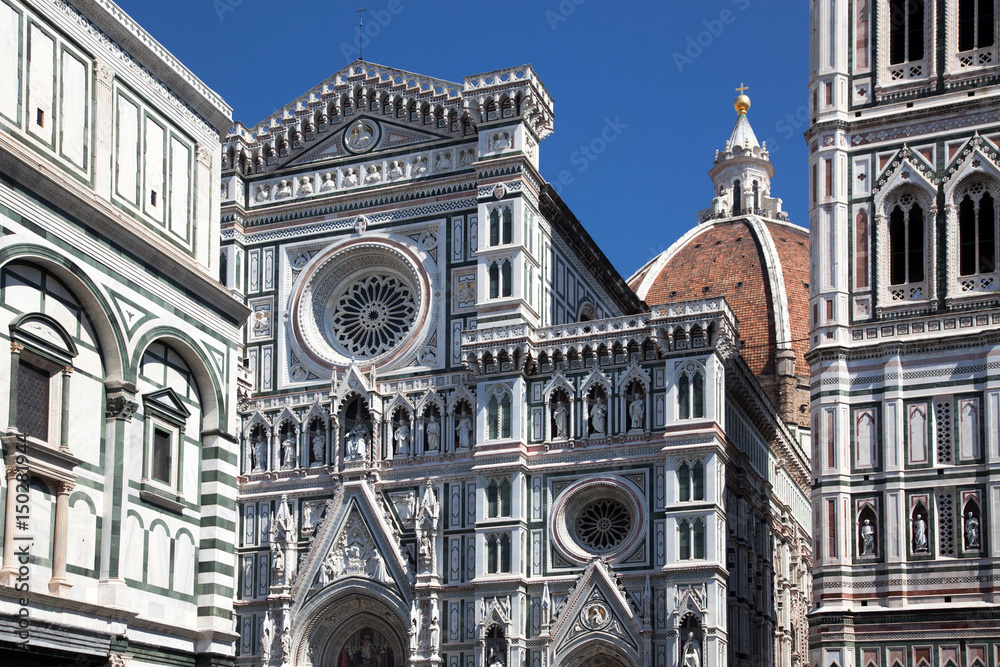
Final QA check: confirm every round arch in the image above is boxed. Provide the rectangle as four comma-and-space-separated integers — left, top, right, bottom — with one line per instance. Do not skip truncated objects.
130, 327, 225, 431
0, 244, 126, 383
289, 582, 410, 667
557, 639, 637, 667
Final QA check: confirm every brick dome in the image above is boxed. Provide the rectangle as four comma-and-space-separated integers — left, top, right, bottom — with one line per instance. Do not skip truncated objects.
628, 216, 811, 427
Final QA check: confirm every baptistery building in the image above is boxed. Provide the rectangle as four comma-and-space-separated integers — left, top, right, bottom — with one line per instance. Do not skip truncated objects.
222, 62, 812, 667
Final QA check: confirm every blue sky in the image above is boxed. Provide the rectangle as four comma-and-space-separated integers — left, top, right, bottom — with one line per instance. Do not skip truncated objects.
114, 0, 809, 280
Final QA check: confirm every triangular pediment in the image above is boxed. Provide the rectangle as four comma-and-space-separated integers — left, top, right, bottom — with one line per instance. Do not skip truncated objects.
142, 387, 190, 423
283, 116, 455, 169
550, 561, 641, 663
943, 134, 1000, 194
873, 145, 939, 196
291, 482, 413, 617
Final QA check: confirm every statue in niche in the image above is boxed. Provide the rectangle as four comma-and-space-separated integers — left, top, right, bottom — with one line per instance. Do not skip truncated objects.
459, 149, 474, 168
275, 179, 292, 199
966, 511, 980, 549
260, 614, 273, 663
320, 172, 337, 191
252, 308, 270, 336
681, 632, 701, 667
254, 184, 270, 202
394, 421, 411, 456
311, 432, 325, 465
388, 160, 405, 179
491, 131, 511, 151
412, 156, 428, 176
364, 164, 381, 184
456, 411, 472, 450
343, 167, 359, 187
302, 501, 324, 532
435, 152, 452, 170
346, 422, 369, 461
299, 175, 314, 195
628, 395, 645, 431
419, 534, 433, 567
860, 518, 875, 556
279, 627, 291, 659
489, 648, 505, 667
913, 513, 928, 552
281, 436, 296, 469
590, 401, 607, 435
251, 432, 267, 472
426, 418, 441, 451
271, 542, 285, 583
429, 616, 440, 653
553, 400, 569, 438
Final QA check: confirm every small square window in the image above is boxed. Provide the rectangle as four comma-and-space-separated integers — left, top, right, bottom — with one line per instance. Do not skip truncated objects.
150, 190, 158, 207
36, 108, 44, 127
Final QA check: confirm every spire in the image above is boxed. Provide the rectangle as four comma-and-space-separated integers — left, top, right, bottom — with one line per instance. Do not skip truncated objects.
728, 87, 760, 151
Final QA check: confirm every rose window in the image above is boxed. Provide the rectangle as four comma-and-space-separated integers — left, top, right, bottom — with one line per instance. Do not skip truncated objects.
576, 499, 632, 551
330, 275, 417, 358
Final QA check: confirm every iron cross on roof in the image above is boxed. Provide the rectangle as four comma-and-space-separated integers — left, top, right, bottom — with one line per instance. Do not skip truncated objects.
356, 3, 368, 60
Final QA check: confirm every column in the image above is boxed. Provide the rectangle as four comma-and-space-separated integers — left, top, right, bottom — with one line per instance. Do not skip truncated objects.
8, 343, 23, 433
48, 480, 74, 595
60, 367, 73, 452
0, 465, 19, 584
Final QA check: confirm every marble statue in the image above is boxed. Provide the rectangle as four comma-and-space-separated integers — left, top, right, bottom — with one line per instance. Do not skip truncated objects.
275, 179, 292, 199
629, 396, 645, 430
553, 401, 569, 438
311, 433, 324, 465
591, 401, 607, 435
281, 436, 296, 469
346, 422, 368, 461
299, 174, 314, 195
388, 160, 405, 179
252, 433, 267, 472
343, 167, 359, 187
425, 419, 441, 451
394, 422, 411, 456
966, 512, 980, 548
320, 172, 336, 191
456, 413, 472, 450
913, 514, 928, 552
682, 632, 701, 667
860, 518, 875, 555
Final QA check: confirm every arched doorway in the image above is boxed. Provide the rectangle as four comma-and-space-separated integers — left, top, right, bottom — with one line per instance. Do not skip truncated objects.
292, 589, 409, 667
558, 640, 637, 667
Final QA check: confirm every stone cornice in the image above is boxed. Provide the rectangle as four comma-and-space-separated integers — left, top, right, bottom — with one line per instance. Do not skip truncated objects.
0, 133, 249, 325
62, 0, 233, 136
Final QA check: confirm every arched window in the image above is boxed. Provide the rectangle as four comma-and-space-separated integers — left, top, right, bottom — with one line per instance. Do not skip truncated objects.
490, 209, 500, 246
958, 184, 996, 276
678, 374, 690, 420
501, 260, 512, 297
488, 396, 499, 440
487, 479, 499, 517
500, 533, 511, 572
500, 393, 512, 438
888, 194, 925, 285
752, 180, 760, 212
679, 520, 692, 560
889, 0, 924, 65
692, 461, 704, 501
489, 263, 500, 299
856, 210, 870, 289
502, 208, 513, 244
487, 534, 498, 572
499, 479, 511, 516
678, 462, 691, 502
693, 519, 705, 558
733, 180, 742, 214
678, 370, 705, 419
959, 0, 995, 53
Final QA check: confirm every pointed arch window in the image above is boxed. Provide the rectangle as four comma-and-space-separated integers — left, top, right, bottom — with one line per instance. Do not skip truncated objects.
678, 369, 705, 420
888, 194, 925, 285
487, 391, 512, 440
679, 462, 691, 502
490, 209, 500, 246
489, 263, 500, 299
487, 479, 499, 517
679, 520, 692, 560
958, 183, 996, 277
889, 0, 925, 65
752, 180, 760, 212
487, 534, 498, 572
856, 209, 870, 289
678, 461, 705, 502
502, 208, 513, 244
959, 0, 995, 53
733, 179, 742, 214
693, 519, 705, 558
501, 260, 512, 297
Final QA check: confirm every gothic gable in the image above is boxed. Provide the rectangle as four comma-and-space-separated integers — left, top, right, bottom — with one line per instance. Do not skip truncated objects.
283, 117, 456, 169
292, 482, 413, 616
550, 560, 641, 664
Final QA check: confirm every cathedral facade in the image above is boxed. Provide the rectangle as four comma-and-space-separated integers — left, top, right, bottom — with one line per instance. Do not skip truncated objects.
808, 1, 1000, 666
223, 63, 811, 667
